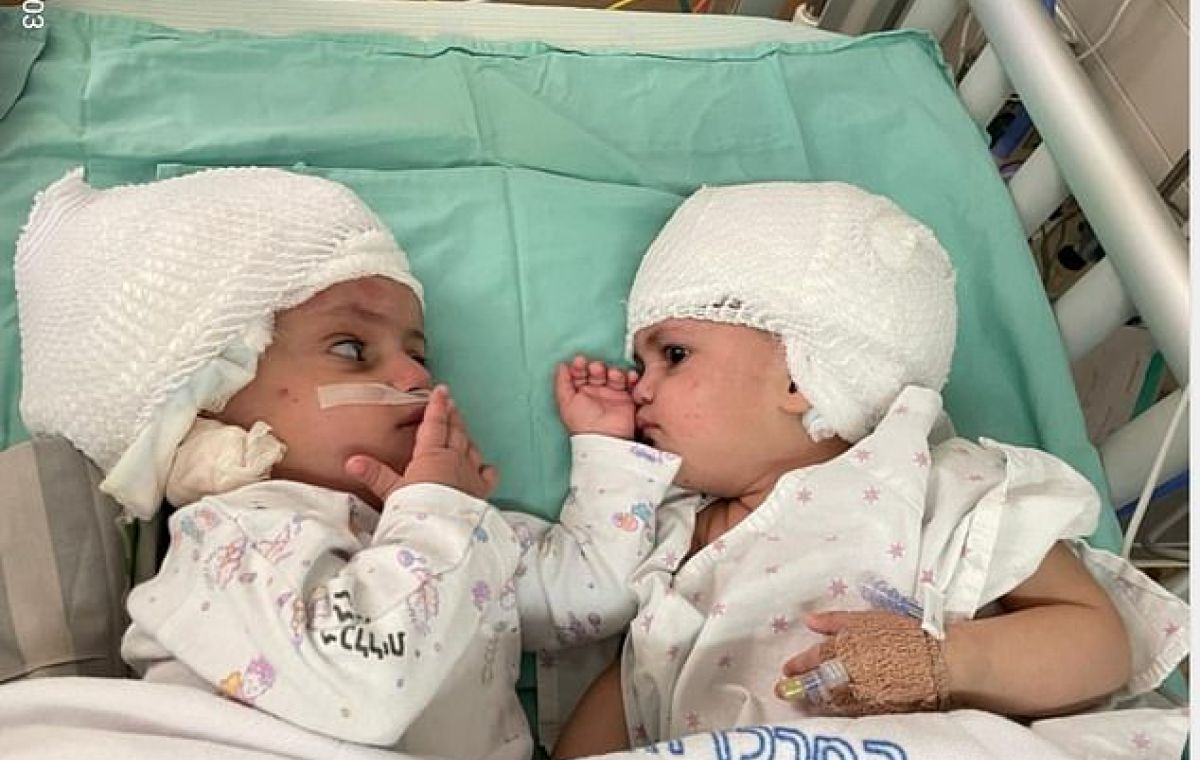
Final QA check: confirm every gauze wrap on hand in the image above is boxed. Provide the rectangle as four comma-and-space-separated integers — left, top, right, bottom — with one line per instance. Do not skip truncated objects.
810, 611, 951, 715
164, 418, 286, 507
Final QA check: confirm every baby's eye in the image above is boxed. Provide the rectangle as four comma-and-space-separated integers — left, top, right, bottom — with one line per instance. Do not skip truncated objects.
663, 345, 689, 366
410, 352, 428, 367
330, 339, 366, 362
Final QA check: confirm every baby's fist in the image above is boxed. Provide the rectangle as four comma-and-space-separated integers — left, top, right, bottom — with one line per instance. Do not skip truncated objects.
554, 355, 638, 439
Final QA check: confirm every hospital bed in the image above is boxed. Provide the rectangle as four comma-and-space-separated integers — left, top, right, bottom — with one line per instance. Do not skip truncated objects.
0, 0, 1189, 757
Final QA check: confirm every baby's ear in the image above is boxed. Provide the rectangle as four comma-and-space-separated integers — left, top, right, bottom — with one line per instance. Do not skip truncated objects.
780, 380, 812, 417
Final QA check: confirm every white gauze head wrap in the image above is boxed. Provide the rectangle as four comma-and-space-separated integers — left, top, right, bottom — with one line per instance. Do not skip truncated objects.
626, 181, 956, 443
15, 167, 423, 518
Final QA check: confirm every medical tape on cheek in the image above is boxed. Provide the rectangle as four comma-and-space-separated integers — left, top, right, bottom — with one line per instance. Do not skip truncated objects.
316, 383, 430, 410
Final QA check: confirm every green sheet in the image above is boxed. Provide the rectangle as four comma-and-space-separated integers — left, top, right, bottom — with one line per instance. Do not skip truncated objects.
0, 8, 1118, 559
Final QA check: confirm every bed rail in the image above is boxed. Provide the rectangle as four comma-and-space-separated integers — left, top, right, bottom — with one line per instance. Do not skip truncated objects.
903, 0, 1190, 536
907, 0, 1189, 383
965, 0, 1189, 385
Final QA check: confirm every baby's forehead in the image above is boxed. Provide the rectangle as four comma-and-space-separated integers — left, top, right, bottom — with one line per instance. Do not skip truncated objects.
633, 318, 778, 348
284, 277, 423, 329
306, 276, 413, 306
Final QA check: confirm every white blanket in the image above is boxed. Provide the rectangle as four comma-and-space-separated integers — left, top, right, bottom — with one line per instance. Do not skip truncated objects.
0, 678, 1186, 760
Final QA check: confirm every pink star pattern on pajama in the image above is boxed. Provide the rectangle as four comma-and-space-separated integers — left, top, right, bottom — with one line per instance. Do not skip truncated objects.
536, 386, 1188, 747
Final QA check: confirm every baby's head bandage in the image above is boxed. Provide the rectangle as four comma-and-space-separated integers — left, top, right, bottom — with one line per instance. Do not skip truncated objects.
317, 384, 430, 409
15, 167, 424, 518
626, 182, 957, 443
165, 419, 288, 508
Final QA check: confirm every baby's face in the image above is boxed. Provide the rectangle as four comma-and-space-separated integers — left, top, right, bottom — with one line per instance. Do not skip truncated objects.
215, 277, 430, 507
631, 319, 820, 498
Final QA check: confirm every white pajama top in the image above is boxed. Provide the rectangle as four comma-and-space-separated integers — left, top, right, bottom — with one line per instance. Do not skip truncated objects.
539, 386, 1189, 746
121, 434, 681, 759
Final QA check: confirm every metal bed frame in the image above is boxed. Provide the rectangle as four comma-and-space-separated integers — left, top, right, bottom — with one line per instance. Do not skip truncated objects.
900, 0, 1190, 534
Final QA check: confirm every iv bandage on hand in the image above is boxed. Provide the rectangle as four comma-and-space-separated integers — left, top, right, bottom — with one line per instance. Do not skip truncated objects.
776, 611, 951, 715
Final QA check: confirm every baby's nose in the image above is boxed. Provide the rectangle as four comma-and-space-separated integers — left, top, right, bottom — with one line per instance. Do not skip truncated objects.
631, 375, 653, 405
385, 354, 432, 392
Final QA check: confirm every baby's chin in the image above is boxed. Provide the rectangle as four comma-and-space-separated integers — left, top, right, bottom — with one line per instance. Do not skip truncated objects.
672, 466, 736, 497
274, 448, 415, 510
333, 469, 401, 511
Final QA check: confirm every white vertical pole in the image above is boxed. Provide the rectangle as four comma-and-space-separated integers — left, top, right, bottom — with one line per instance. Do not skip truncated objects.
1101, 390, 1189, 510
957, 44, 1010, 128
1053, 260, 1137, 363
897, 0, 962, 37
1008, 143, 1070, 236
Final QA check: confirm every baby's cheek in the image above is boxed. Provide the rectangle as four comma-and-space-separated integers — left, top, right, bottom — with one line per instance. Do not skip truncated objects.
672, 459, 703, 491
277, 385, 307, 406
384, 427, 419, 470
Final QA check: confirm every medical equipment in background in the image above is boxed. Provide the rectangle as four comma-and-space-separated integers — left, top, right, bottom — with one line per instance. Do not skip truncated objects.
798, 0, 911, 32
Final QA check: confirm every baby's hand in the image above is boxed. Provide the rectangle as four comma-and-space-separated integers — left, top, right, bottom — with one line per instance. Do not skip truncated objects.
774, 611, 950, 716
554, 355, 639, 439
345, 386, 499, 503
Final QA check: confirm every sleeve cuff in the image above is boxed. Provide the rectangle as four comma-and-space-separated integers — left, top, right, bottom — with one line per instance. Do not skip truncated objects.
568, 434, 681, 484
383, 482, 492, 519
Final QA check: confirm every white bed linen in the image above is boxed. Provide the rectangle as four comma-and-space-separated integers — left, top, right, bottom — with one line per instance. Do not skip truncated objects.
0, 677, 1186, 760
50, 0, 836, 49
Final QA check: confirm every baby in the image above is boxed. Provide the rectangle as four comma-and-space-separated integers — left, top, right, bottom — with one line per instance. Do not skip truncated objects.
548, 181, 1184, 757
14, 167, 684, 760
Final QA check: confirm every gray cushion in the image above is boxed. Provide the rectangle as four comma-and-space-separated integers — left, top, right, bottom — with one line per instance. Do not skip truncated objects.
0, 436, 143, 681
